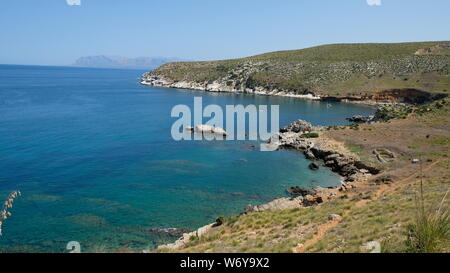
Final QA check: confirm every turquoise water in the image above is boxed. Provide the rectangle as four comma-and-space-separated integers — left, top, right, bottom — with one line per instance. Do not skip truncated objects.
0, 65, 374, 252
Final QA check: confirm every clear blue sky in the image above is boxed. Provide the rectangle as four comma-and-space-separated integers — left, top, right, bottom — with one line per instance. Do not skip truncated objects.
1, 0, 449, 65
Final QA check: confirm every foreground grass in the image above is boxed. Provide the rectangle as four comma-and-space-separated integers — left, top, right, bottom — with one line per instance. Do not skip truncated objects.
308, 160, 449, 253
163, 160, 449, 254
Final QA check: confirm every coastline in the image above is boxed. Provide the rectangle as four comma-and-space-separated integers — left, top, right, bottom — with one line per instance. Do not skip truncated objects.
150, 103, 381, 252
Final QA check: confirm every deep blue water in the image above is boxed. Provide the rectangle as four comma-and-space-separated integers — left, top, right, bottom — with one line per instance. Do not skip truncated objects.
0, 64, 374, 252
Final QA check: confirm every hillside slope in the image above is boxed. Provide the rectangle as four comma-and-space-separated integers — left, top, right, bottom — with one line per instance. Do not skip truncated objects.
142, 42, 450, 102
73, 55, 181, 70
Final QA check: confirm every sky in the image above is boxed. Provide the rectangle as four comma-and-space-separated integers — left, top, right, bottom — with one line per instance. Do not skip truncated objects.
0, 0, 449, 66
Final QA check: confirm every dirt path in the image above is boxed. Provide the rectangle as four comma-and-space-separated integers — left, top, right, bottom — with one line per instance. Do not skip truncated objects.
295, 159, 444, 253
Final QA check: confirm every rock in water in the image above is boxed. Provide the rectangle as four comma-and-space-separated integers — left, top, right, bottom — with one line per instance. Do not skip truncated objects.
194, 124, 228, 136
309, 162, 320, 170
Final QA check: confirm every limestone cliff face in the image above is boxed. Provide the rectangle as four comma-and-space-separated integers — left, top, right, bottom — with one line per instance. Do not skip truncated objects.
140, 73, 320, 100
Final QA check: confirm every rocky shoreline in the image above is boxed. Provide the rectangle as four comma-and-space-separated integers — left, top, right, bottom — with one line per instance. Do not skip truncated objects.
141, 74, 327, 101
275, 120, 381, 181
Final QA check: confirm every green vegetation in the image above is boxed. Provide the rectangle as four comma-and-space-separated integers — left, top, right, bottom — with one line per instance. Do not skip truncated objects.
300, 132, 319, 138
369, 98, 449, 122
374, 105, 412, 121
148, 41, 450, 97
431, 137, 450, 146
348, 145, 363, 154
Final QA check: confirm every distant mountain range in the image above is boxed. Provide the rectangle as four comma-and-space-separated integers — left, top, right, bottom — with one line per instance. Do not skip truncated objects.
72, 55, 183, 70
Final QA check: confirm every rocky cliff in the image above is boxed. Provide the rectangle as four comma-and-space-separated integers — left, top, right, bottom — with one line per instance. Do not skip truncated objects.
141, 42, 450, 103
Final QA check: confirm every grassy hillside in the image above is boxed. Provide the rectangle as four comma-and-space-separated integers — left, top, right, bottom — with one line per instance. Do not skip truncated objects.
148, 42, 450, 97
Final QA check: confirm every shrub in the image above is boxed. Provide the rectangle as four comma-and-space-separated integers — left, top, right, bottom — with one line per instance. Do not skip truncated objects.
405, 184, 450, 253
215, 216, 225, 226
300, 132, 319, 138
405, 210, 449, 253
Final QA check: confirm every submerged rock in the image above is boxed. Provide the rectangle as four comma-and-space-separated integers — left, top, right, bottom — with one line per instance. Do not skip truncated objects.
157, 223, 216, 250
149, 227, 191, 237
309, 162, 320, 170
